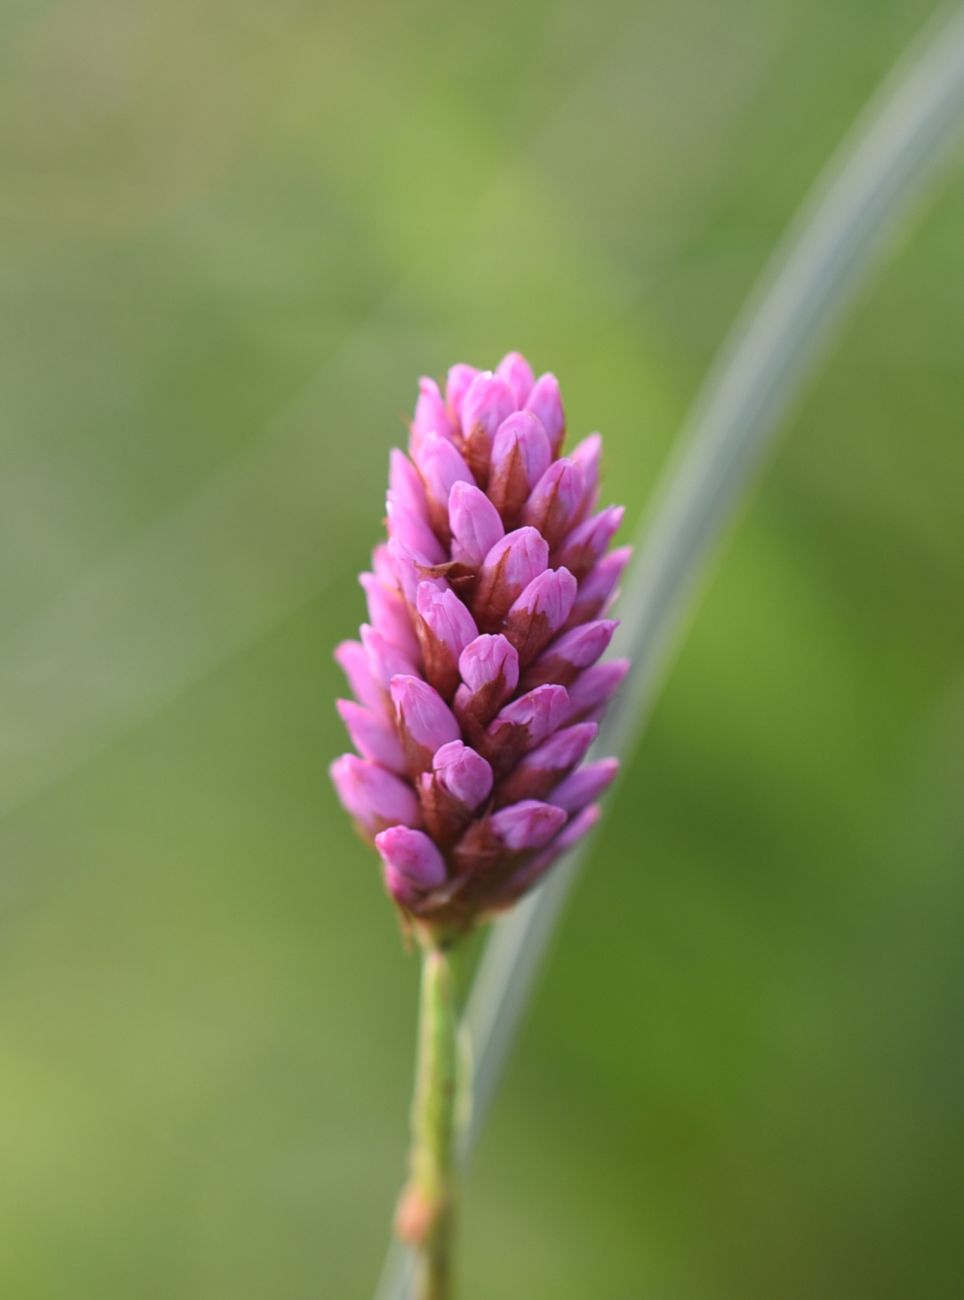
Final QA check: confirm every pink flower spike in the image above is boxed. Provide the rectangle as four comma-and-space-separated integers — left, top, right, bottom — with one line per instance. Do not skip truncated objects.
359, 572, 420, 662
473, 527, 549, 629
391, 674, 461, 774
332, 356, 627, 927
549, 757, 619, 814
495, 351, 535, 408
389, 449, 429, 519
524, 619, 619, 690
386, 498, 446, 566
491, 799, 566, 853
336, 699, 407, 775
454, 633, 520, 727
565, 658, 631, 722
411, 377, 454, 452
448, 481, 504, 570
416, 582, 479, 698
334, 640, 385, 715
445, 363, 479, 425
330, 755, 421, 836
556, 504, 626, 580
460, 372, 515, 481
375, 826, 448, 910
525, 372, 566, 455
487, 411, 552, 523
432, 740, 493, 811
504, 566, 578, 665
521, 458, 585, 548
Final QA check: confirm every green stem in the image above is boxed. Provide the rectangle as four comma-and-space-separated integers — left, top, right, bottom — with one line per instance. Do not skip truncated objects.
396, 938, 461, 1300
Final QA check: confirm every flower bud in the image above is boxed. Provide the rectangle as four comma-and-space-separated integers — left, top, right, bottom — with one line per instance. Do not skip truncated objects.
487, 411, 552, 524
386, 497, 446, 566
388, 538, 446, 607
495, 721, 598, 806
336, 699, 407, 775
415, 582, 478, 699
523, 619, 618, 690
495, 804, 601, 907
448, 481, 504, 570
371, 542, 398, 588
454, 633, 520, 727
549, 757, 619, 813
566, 545, 632, 628
362, 624, 418, 692
491, 799, 566, 852
432, 740, 493, 810
413, 431, 473, 536
390, 673, 461, 774
556, 505, 625, 580
411, 377, 453, 453
568, 433, 603, 522
360, 572, 420, 663
389, 449, 429, 519
445, 363, 479, 425
495, 350, 535, 407
330, 755, 421, 836
484, 683, 570, 772
335, 639, 385, 715
503, 566, 577, 665
460, 372, 515, 482
525, 372, 565, 455
564, 658, 630, 722
418, 740, 493, 846
521, 458, 585, 547
375, 826, 448, 909
473, 527, 549, 629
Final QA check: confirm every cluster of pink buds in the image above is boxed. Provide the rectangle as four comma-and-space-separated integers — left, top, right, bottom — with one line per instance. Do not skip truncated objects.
331, 352, 629, 932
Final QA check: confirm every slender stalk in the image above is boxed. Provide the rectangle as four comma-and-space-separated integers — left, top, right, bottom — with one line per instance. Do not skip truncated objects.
395, 939, 462, 1300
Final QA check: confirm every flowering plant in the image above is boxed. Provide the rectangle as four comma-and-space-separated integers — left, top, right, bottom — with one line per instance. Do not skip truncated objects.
331, 353, 627, 1296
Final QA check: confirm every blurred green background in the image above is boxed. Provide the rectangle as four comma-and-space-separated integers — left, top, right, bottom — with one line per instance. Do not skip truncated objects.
2, 0, 963, 1296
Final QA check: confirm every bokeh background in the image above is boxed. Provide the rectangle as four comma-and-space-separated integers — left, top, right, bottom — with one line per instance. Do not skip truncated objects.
2, 1, 963, 1296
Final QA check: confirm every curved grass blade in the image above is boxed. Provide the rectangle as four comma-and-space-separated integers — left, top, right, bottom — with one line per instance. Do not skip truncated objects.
376, 8, 964, 1296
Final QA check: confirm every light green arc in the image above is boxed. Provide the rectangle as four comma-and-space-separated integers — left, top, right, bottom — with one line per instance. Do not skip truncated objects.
375, 6, 964, 1298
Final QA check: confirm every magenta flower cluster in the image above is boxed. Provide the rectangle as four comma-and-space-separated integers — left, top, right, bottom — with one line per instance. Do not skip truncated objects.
331, 352, 629, 931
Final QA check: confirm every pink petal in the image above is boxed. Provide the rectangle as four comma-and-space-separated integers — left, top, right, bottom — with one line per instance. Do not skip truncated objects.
330, 754, 421, 835
488, 411, 552, 523
490, 799, 566, 852
495, 351, 535, 408
525, 372, 565, 455
449, 481, 504, 569
549, 758, 619, 813
336, 699, 407, 774
375, 826, 448, 908
390, 674, 461, 772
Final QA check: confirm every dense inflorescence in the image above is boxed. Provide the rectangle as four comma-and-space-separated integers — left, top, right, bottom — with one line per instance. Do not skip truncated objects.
330, 352, 630, 932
